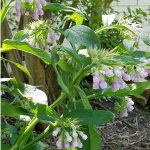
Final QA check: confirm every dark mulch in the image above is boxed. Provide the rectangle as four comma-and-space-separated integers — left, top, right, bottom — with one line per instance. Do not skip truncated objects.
97, 102, 150, 150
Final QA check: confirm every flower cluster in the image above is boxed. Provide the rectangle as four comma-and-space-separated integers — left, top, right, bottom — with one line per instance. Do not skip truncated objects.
25, 20, 59, 51
120, 97, 134, 117
52, 124, 88, 149
15, 0, 47, 19
93, 66, 148, 92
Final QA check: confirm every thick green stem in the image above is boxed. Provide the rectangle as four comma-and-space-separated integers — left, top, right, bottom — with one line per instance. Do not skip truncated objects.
11, 117, 39, 150
50, 92, 67, 109
20, 124, 56, 150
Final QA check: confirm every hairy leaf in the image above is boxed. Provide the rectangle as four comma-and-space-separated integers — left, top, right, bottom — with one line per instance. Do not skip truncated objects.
65, 25, 100, 48
1, 40, 51, 64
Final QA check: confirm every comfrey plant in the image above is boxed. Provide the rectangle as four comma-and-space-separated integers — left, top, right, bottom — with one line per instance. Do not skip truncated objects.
1, 1, 150, 150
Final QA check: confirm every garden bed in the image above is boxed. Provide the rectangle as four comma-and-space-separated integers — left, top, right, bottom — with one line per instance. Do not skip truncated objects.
99, 103, 150, 150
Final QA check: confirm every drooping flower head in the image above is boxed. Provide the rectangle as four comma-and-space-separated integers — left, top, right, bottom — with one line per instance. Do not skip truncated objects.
15, 0, 46, 19
52, 119, 88, 149
93, 71, 100, 90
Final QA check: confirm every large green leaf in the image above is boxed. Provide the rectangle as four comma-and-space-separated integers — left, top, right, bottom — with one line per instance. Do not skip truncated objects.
81, 126, 101, 150
1, 40, 51, 64
1, 102, 32, 117
65, 25, 100, 48
75, 86, 110, 150
65, 109, 114, 125
1, 57, 31, 78
44, 2, 83, 15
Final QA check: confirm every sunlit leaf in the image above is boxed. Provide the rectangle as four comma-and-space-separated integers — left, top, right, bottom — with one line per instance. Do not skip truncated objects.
1, 40, 51, 64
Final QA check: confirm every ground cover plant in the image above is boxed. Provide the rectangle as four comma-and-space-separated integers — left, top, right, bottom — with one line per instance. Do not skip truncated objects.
1, 0, 150, 150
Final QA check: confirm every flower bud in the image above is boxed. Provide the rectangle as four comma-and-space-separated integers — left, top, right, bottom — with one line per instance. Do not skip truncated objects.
127, 105, 134, 111
78, 141, 83, 148
93, 71, 100, 89
104, 67, 113, 77
65, 132, 72, 142
112, 81, 120, 92
16, 9, 21, 16
64, 141, 70, 149
120, 111, 128, 117
15, 2, 21, 10
72, 131, 78, 138
32, 10, 39, 20
122, 72, 130, 81
36, 1, 42, 9
114, 68, 122, 77
72, 139, 78, 148
38, 9, 44, 16
138, 70, 148, 78
56, 138, 63, 149
119, 80, 125, 89
52, 128, 61, 137
39, 0, 47, 6
82, 134, 88, 140
99, 80, 107, 89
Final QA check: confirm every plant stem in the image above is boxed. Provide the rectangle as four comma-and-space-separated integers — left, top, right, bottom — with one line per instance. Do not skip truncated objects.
11, 117, 39, 150
50, 92, 67, 109
20, 124, 56, 150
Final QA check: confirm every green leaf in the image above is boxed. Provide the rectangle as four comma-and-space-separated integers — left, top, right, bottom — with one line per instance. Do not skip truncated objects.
53, 65, 69, 94
1, 144, 11, 150
65, 25, 100, 49
58, 60, 73, 72
1, 57, 31, 78
44, 2, 68, 12
95, 25, 134, 34
6, 124, 18, 145
143, 37, 150, 46
13, 30, 28, 41
75, 86, 101, 150
65, 109, 114, 125
44, 2, 84, 15
67, 12, 84, 25
1, 40, 51, 64
114, 55, 142, 65
81, 126, 100, 150
54, 45, 81, 65
123, 39, 134, 51
1, 102, 32, 117
75, 86, 92, 109
26, 141, 49, 150
132, 50, 150, 59
0, 1, 14, 23
36, 104, 58, 122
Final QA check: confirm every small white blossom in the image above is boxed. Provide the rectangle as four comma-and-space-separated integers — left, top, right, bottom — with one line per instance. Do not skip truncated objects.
65, 132, 72, 142
52, 128, 61, 137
